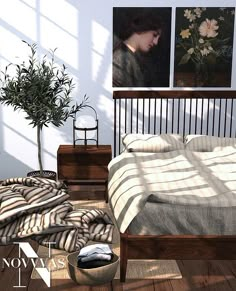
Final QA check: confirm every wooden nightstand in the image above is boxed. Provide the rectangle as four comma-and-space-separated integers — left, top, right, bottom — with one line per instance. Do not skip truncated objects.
57, 145, 112, 201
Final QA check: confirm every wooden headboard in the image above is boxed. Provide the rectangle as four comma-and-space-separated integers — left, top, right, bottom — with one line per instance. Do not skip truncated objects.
113, 90, 236, 156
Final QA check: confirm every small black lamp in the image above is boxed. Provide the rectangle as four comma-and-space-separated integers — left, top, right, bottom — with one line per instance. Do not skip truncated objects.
73, 105, 98, 147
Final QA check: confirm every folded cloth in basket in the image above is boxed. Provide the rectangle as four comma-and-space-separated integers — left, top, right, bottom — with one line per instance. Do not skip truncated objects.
77, 259, 112, 269
77, 243, 113, 266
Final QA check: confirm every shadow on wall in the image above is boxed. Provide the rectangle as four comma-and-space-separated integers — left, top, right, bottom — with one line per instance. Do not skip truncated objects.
0, 106, 33, 179
53, 1, 114, 146
0, 151, 33, 180
0, 0, 114, 177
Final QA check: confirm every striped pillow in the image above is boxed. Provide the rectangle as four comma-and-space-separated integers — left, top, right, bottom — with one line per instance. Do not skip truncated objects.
122, 133, 184, 153
185, 135, 236, 151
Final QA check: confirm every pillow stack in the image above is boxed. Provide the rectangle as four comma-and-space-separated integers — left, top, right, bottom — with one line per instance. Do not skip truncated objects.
121, 133, 236, 153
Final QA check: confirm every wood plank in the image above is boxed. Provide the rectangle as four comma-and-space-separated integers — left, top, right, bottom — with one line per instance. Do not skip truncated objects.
112, 279, 155, 291
0, 246, 236, 290
0, 239, 38, 291
28, 279, 111, 291
171, 260, 234, 291
153, 279, 175, 291
28, 279, 90, 290
214, 260, 236, 291
0, 244, 15, 271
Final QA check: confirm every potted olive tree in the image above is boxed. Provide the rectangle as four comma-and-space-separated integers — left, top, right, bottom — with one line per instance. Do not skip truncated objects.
0, 41, 88, 178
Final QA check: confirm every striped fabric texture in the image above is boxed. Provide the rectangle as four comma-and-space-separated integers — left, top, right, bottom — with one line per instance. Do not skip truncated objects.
122, 133, 185, 153
108, 149, 236, 233
185, 135, 236, 152
0, 177, 114, 252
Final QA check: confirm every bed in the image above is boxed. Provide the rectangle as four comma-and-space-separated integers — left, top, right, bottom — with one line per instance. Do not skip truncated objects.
109, 90, 236, 282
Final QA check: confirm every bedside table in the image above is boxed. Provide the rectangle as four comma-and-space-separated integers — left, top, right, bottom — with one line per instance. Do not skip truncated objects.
57, 145, 112, 201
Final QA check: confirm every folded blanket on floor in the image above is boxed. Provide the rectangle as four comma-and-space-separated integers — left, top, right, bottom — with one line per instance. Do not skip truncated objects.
0, 177, 114, 252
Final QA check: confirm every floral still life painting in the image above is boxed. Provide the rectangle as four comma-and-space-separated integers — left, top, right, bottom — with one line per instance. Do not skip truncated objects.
174, 7, 235, 87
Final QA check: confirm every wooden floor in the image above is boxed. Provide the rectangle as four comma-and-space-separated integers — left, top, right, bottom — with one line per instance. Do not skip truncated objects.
0, 186, 236, 290
1, 241, 236, 291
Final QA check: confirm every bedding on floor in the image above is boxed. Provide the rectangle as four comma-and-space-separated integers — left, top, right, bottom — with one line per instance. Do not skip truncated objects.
108, 149, 236, 234
0, 177, 114, 252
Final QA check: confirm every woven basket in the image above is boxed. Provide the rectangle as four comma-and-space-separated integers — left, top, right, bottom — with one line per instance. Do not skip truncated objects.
27, 170, 57, 181
66, 252, 119, 285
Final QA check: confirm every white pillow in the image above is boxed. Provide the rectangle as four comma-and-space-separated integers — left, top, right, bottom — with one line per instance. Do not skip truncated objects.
122, 133, 185, 153
185, 135, 236, 152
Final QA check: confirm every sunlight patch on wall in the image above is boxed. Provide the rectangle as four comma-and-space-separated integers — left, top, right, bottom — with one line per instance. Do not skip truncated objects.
0, 0, 36, 40
98, 94, 113, 120
102, 63, 112, 91
40, 0, 78, 36
40, 0, 78, 69
2, 107, 38, 169
20, 0, 36, 8
0, 27, 31, 73
92, 21, 109, 81
40, 18, 78, 69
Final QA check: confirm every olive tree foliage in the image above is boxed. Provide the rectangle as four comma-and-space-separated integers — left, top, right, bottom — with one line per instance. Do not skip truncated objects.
0, 41, 88, 176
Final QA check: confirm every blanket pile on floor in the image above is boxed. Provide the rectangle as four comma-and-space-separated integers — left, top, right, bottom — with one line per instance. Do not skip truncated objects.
0, 177, 114, 252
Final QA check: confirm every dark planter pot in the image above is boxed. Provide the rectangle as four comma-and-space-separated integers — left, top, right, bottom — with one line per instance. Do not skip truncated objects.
27, 170, 57, 181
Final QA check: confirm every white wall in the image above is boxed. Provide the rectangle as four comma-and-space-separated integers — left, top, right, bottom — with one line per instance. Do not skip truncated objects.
0, 0, 236, 179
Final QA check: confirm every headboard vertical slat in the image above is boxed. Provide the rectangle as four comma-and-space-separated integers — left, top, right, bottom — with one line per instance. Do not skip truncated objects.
195, 99, 198, 134
118, 98, 121, 154
189, 99, 192, 135
171, 99, 174, 134
114, 98, 117, 157
183, 98, 186, 138
142, 99, 145, 134
124, 99, 127, 133
206, 99, 210, 136
177, 99, 180, 134
113, 91, 236, 156
218, 99, 222, 137
159, 98, 162, 133
165, 99, 168, 133
130, 98, 133, 134
230, 99, 234, 137
224, 99, 228, 137
200, 99, 204, 135
154, 98, 157, 134
148, 99, 151, 134
212, 99, 216, 136
136, 99, 139, 133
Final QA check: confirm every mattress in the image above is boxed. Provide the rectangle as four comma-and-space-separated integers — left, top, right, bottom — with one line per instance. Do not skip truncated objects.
108, 149, 236, 234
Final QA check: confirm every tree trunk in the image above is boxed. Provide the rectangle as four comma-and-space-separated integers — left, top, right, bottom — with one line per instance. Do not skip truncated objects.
37, 125, 43, 177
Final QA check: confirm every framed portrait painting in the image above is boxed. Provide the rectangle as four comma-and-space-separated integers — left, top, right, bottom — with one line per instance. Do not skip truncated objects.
113, 7, 172, 87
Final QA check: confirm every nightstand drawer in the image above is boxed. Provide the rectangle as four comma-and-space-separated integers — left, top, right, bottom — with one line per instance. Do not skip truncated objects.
60, 153, 111, 166
57, 145, 112, 181
58, 165, 108, 180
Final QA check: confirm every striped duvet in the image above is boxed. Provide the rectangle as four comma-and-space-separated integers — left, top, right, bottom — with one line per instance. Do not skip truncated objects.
0, 177, 113, 252
108, 149, 236, 233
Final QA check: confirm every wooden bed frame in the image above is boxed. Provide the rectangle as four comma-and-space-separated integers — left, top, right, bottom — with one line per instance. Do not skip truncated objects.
112, 90, 236, 282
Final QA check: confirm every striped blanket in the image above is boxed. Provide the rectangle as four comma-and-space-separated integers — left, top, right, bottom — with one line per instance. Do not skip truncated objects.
108, 149, 236, 233
0, 177, 114, 252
